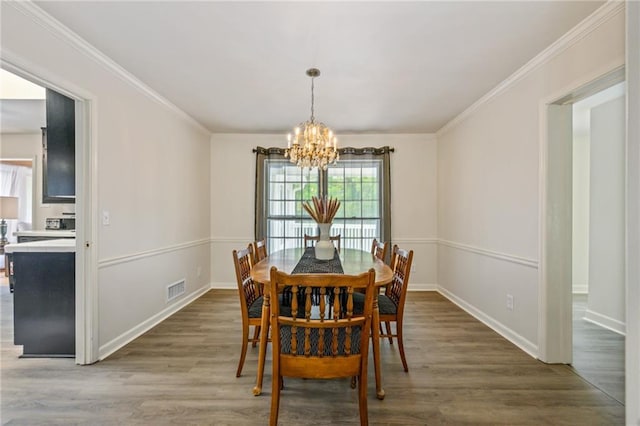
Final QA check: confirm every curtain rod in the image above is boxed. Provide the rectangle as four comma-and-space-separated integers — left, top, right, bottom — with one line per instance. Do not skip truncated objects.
253, 146, 395, 154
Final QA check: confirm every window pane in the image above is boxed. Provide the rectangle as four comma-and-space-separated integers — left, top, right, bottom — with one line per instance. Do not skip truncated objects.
361, 182, 378, 200
344, 201, 361, 218
362, 201, 378, 217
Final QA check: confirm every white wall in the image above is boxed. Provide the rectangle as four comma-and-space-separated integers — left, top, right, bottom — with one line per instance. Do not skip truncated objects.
572, 109, 590, 294
586, 96, 625, 334
210, 133, 437, 290
1, 3, 212, 357
625, 2, 640, 421
436, 5, 624, 356
0, 132, 74, 230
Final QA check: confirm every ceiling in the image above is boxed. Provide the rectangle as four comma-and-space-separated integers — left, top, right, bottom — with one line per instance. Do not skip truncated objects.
17, 1, 605, 134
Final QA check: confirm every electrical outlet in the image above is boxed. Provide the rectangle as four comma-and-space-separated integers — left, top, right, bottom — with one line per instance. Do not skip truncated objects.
506, 294, 514, 310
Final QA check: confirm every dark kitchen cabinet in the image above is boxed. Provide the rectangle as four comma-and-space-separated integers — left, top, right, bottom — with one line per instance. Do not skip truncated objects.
43, 88, 75, 203
13, 251, 75, 357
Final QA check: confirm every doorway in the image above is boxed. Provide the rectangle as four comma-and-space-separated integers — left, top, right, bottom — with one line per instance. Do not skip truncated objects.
539, 67, 625, 399
570, 83, 625, 402
0, 62, 97, 364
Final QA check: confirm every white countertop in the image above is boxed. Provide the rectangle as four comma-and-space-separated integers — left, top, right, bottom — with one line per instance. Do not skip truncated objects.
4, 239, 76, 253
14, 230, 76, 238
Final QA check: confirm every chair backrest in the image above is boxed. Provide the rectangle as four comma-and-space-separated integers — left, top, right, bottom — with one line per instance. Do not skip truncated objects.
269, 267, 375, 379
385, 246, 413, 314
390, 244, 400, 270
371, 238, 389, 264
304, 233, 341, 252
251, 239, 268, 264
232, 248, 263, 315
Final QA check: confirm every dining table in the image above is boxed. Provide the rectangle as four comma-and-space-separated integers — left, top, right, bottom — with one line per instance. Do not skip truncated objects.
249, 247, 394, 400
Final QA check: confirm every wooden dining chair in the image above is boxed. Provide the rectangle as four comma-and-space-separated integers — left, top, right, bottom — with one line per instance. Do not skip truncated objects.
232, 247, 265, 377
303, 233, 341, 252
379, 246, 413, 372
269, 267, 376, 426
371, 238, 389, 264
249, 239, 268, 265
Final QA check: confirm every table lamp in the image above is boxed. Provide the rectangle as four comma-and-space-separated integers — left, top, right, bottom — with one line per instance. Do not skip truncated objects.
0, 196, 19, 246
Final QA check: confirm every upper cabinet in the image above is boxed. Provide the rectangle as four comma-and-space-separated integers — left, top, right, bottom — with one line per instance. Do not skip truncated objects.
43, 88, 75, 204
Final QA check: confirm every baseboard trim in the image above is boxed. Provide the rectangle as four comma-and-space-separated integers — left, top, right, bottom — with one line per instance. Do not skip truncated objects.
211, 282, 438, 292
583, 309, 626, 336
437, 286, 538, 358
98, 284, 211, 360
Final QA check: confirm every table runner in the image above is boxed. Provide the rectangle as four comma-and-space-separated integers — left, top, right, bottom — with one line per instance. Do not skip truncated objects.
291, 247, 344, 274
283, 247, 344, 307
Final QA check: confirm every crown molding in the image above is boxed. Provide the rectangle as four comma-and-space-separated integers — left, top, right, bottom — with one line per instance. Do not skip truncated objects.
6, 1, 211, 136
437, 1, 625, 137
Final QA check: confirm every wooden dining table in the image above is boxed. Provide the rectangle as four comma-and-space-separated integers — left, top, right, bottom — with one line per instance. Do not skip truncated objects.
249, 247, 394, 400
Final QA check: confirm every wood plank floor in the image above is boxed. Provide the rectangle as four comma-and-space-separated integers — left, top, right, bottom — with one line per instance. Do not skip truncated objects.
572, 294, 625, 403
1, 287, 624, 425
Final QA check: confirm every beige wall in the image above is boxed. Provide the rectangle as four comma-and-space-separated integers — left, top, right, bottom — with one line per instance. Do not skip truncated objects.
436, 6, 624, 354
210, 133, 438, 289
2, 3, 212, 357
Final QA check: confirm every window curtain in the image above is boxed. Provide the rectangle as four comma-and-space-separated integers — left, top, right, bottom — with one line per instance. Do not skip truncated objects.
0, 163, 33, 240
254, 146, 392, 244
339, 146, 393, 245
254, 147, 287, 241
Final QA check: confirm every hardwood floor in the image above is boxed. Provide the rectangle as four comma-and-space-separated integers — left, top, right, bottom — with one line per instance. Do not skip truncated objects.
1, 287, 624, 425
572, 294, 625, 403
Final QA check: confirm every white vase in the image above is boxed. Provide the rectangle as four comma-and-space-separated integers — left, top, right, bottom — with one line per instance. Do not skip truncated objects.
314, 222, 334, 260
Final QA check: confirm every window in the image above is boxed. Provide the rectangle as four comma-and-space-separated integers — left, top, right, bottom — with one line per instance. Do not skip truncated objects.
255, 147, 392, 253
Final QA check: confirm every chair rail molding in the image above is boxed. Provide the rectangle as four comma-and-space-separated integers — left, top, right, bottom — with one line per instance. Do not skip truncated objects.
98, 238, 211, 269
438, 239, 538, 269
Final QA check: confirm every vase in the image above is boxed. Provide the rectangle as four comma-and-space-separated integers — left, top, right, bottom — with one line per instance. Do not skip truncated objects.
314, 222, 334, 260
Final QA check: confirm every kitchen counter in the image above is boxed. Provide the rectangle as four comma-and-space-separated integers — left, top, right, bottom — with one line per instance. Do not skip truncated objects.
4, 238, 76, 253
14, 230, 75, 238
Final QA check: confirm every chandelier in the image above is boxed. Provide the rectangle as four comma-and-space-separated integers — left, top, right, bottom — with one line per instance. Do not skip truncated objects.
285, 68, 339, 170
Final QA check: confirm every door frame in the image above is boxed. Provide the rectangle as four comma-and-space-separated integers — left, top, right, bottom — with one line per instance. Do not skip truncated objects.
1, 55, 99, 364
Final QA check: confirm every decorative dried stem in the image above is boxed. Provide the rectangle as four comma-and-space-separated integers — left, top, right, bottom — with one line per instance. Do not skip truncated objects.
302, 196, 340, 223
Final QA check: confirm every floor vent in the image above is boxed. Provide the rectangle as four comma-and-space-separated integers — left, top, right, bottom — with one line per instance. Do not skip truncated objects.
167, 279, 186, 303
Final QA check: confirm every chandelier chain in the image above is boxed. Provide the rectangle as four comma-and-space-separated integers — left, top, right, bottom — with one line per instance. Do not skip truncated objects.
310, 76, 315, 123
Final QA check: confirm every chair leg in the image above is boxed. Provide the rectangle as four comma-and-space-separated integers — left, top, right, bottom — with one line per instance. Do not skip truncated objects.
251, 325, 261, 348
358, 372, 369, 426
397, 318, 408, 372
270, 375, 281, 426
385, 321, 393, 344
236, 323, 249, 377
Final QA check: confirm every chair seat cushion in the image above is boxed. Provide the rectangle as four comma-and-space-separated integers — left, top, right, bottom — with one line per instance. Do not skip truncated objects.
249, 295, 294, 318
248, 296, 264, 318
352, 292, 398, 316
279, 326, 362, 356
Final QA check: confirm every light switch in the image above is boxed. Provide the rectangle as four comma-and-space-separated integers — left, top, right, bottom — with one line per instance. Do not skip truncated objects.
102, 210, 110, 226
